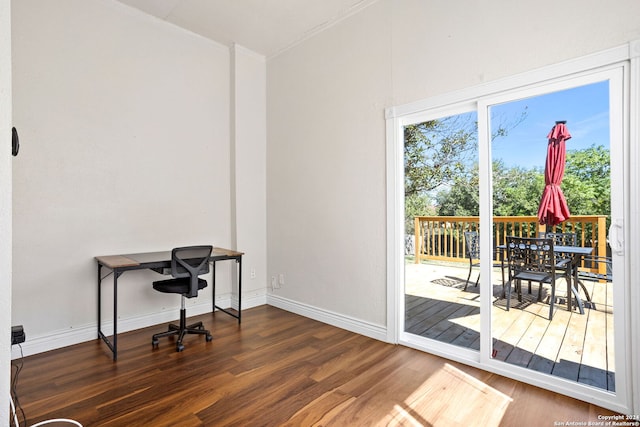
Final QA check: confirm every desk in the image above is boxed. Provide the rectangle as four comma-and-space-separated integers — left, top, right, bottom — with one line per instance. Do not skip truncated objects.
95, 247, 243, 360
499, 244, 592, 315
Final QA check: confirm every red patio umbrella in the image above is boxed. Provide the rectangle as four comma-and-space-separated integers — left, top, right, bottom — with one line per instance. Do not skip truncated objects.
537, 121, 571, 229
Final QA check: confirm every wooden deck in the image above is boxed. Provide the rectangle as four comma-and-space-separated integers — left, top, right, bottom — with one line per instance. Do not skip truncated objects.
404, 261, 615, 392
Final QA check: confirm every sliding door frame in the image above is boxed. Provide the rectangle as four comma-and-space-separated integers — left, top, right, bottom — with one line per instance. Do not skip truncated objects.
386, 41, 640, 413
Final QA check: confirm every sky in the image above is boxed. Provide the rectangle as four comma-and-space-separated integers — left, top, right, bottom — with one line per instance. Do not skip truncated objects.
489, 80, 610, 169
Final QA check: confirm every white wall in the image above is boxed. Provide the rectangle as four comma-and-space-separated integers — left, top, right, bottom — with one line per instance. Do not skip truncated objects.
1, 0, 12, 420
266, 0, 640, 331
11, 0, 234, 352
391, 0, 640, 105
231, 45, 268, 304
267, 0, 392, 328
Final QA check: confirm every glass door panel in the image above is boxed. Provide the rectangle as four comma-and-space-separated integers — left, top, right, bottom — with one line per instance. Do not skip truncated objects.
488, 80, 616, 392
404, 110, 481, 352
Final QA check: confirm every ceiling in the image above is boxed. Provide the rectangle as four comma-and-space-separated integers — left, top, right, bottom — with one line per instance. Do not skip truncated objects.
115, 0, 378, 58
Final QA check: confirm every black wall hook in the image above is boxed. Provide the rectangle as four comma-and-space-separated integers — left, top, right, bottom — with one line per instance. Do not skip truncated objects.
12, 127, 19, 156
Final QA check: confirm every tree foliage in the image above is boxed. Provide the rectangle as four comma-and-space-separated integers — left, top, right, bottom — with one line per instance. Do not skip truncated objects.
402, 113, 612, 235
404, 110, 527, 199
434, 145, 610, 218
563, 145, 610, 216
404, 116, 476, 198
405, 193, 435, 233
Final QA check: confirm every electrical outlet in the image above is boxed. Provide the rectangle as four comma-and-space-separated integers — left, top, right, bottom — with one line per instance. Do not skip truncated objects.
271, 276, 278, 290
250, 268, 256, 279
278, 273, 285, 286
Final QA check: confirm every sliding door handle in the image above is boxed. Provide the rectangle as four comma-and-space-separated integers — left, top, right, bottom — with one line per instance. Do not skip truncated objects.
607, 219, 624, 255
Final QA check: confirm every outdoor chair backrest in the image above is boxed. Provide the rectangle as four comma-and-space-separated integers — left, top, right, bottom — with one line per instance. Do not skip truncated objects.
464, 231, 480, 260
506, 236, 555, 281
543, 232, 577, 264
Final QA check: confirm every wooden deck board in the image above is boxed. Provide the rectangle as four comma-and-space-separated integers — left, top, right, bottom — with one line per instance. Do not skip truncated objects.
429, 304, 478, 343
405, 262, 615, 392
580, 310, 608, 383
528, 305, 571, 374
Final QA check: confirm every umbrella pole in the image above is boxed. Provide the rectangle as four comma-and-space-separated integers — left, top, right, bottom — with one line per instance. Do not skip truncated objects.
545, 214, 551, 234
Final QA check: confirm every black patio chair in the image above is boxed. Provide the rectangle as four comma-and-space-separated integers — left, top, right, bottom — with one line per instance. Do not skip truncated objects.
463, 231, 481, 291
504, 236, 559, 320
463, 231, 505, 291
543, 232, 592, 302
578, 255, 612, 282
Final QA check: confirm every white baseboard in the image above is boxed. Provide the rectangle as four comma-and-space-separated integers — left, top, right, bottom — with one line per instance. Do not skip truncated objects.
12, 292, 268, 359
266, 294, 388, 342
12, 292, 386, 359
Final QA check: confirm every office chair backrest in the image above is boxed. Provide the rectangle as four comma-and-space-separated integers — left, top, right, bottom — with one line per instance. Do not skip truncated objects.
171, 246, 213, 298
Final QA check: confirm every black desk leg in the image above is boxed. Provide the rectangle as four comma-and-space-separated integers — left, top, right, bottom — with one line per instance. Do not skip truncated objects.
237, 257, 242, 323
212, 257, 242, 324
97, 266, 119, 360
98, 264, 102, 339
113, 271, 119, 361
212, 261, 216, 313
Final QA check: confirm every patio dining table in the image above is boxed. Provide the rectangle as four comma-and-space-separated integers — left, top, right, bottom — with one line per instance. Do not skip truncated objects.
498, 243, 593, 315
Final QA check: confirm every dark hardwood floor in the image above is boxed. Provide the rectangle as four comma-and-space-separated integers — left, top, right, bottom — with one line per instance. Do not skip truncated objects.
11, 305, 622, 426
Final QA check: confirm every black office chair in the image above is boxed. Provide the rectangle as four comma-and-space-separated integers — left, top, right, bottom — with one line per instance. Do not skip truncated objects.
152, 245, 213, 352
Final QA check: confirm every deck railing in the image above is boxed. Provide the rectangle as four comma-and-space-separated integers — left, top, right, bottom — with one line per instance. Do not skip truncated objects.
413, 215, 608, 275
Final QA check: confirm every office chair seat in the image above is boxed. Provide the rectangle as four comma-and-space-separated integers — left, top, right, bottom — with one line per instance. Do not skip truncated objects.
153, 278, 208, 295
151, 245, 213, 352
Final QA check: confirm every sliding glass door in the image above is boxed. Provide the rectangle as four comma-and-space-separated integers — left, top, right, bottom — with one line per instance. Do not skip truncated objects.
393, 58, 631, 412
482, 71, 622, 395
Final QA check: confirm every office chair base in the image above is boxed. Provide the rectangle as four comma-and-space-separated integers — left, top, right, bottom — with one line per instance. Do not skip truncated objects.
152, 309, 213, 352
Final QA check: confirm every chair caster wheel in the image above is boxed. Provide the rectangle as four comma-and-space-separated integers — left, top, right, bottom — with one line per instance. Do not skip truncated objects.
206, 334, 213, 342
176, 344, 185, 352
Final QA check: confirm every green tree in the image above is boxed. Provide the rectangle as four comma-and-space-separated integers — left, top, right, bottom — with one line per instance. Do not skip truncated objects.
435, 167, 478, 216
492, 162, 544, 216
434, 146, 610, 218
405, 193, 435, 234
404, 110, 526, 234
436, 160, 544, 216
563, 145, 610, 216
404, 116, 476, 198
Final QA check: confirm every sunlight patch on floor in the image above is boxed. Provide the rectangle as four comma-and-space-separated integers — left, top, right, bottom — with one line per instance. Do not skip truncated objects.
380, 363, 512, 426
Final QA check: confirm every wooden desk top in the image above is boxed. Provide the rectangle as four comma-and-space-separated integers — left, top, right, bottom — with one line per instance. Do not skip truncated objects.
94, 255, 140, 269
211, 247, 244, 258
95, 247, 244, 269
